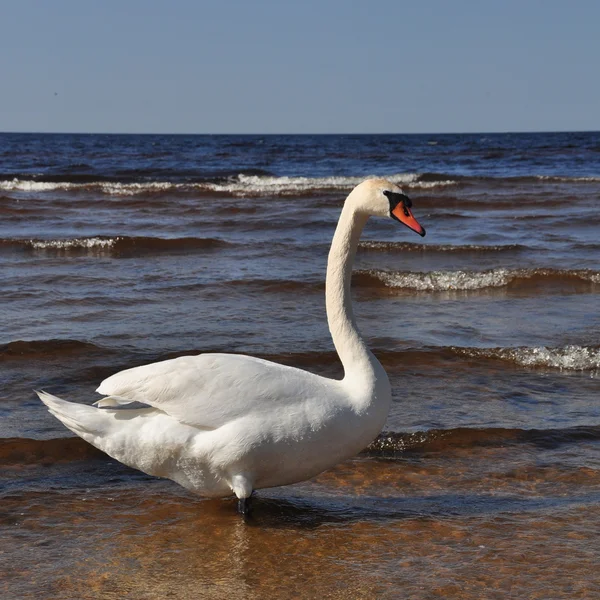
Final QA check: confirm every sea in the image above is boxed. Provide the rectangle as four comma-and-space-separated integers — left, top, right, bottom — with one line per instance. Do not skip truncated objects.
1, 131, 600, 599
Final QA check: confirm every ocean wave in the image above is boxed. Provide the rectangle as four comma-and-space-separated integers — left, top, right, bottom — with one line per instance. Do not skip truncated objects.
534, 175, 600, 183
354, 268, 600, 291
0, 437, 105, 466
206, 173, 458, 195
413, 194, 572, 211
5, 340, 597, 373
31, 237, 116, 250
1, 236, 232, 256
441, 173, 600, 185
358, 241, 526, 253
2, 170, 599, 198
0, 173, 458, 197
456, 345, 600, 371
397, 172, 600, 187
365, 424, 600, 456
4, 422, 599, 466
0, 339, 107, 360
0, 179, 185, 196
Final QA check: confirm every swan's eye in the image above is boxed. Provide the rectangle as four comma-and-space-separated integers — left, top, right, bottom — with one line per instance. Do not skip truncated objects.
383, 190, 412, 212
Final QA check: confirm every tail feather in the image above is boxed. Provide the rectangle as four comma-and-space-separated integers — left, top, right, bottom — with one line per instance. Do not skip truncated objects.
36, 390, 110, 439
36, 390, 208, 488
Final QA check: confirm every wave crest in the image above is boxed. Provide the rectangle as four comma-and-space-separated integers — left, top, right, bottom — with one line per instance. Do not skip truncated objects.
354, 268, 600, 291
358, 241, 526, 254
3, 171, 600, 198
2, 236, 231, 256
0, 339, 105, 360
365, 424, 600, 456
0, 173, 457, 197
5, 340, 597, 372
457, 345, 600, 371
4, 423, 600, 466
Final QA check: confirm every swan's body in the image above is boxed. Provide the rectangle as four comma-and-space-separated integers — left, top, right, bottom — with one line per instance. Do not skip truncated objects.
37, 179, 425, 507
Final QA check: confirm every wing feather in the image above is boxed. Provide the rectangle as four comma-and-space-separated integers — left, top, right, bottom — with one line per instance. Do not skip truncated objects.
96, 353, 333, 430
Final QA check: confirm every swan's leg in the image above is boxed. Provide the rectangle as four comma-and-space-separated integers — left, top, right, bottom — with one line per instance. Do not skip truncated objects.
237, 494, 254, 516
231, 474, 254, 517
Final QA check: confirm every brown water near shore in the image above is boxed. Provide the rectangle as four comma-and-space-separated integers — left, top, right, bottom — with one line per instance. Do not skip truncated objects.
3, 440, 600, 599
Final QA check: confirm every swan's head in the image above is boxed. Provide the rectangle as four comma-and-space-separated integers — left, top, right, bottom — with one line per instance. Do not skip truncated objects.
349, 178, 426, 237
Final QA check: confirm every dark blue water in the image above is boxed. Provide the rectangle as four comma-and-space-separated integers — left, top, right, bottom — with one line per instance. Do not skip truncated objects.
2, 131, 600, 182
1, 131, 600, 598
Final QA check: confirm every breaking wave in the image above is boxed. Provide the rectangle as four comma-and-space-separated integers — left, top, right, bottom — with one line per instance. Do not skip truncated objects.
4, 339, 598, 372
4, 422, 600, 466
2, 170, 600, 199
365, 424, 600, 456
534, 174, 600, 183
0, 173, 457, 197
455, 345, 600, 371
202, 173, 457, 196
354, 268, 600, 291
358, 241, 527, 253
0, 339, 106, 360
0, 236, 232, 256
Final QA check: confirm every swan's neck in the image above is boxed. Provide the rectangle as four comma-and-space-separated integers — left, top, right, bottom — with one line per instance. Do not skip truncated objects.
326, 201, 386, 394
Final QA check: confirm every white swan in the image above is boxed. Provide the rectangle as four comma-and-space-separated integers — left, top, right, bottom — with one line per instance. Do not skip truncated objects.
37, 178, 425, 514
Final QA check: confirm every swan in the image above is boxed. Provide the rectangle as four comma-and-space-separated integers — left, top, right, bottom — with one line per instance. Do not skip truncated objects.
36, 178, 425, 514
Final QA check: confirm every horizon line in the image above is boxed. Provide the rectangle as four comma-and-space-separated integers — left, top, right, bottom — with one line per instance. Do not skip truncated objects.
1, 129, 599, 136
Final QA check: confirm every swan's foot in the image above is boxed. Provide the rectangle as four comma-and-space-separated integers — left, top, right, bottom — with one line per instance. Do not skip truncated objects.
237, 494, 254, 517
232, 474, 254, 518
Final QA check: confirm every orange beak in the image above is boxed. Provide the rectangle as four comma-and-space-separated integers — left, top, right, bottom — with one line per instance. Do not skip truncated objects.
391, 202, 426, 237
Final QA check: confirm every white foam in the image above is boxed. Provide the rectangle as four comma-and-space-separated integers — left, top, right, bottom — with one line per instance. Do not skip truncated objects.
3, 173, 598, 196
99, 182, 177, 196
0, 173, 457, 197
369, 268, 514, 291
201, 173, 433, 196
206, 174, 364, 196
535, 175, 600, 183
363, 268, 600, 291
460, 345, 600, 371
0, 179, 77, 192
0, 179, 179, 196
30, 237, 117, 250
504, 345, 600, 370
358, 241, 522, 253
410, 179, 457, 189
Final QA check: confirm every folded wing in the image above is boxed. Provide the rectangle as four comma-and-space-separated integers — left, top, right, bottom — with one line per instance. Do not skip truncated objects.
96, 353, 334, 430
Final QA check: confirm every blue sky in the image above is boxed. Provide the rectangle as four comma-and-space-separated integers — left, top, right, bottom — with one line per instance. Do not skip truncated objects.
1, 0, 599, 133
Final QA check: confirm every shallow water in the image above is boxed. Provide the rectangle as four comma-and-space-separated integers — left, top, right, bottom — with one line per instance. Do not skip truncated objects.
1, 132, 600, 598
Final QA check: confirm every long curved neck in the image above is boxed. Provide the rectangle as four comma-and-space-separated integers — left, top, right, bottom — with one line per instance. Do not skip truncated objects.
326, 200, 377, 382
